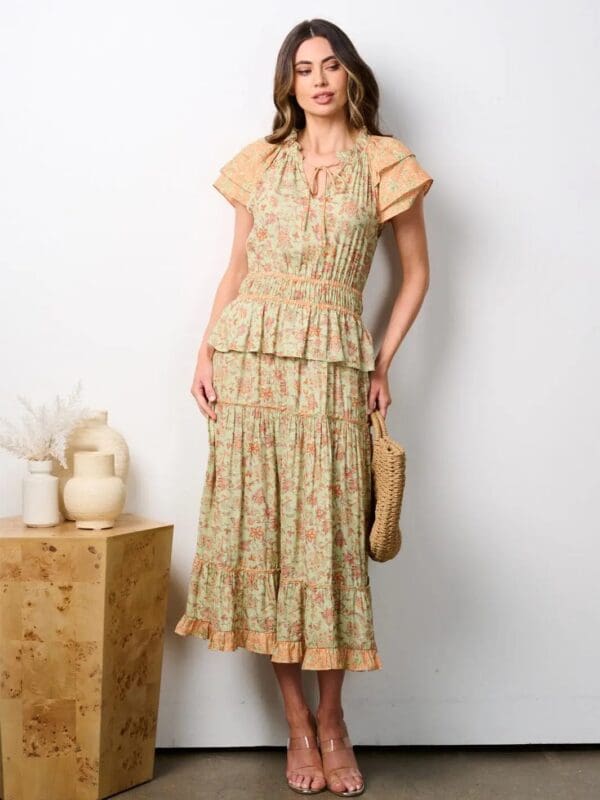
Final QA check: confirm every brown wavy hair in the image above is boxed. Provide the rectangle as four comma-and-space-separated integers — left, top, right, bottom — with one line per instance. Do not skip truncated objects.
266, 19, 389, 145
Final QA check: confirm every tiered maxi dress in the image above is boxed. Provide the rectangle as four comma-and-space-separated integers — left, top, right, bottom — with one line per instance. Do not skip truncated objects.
174, 125, 433, 671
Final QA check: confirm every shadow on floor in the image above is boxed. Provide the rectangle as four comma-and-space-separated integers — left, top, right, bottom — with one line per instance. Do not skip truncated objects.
115, 745, 600, 799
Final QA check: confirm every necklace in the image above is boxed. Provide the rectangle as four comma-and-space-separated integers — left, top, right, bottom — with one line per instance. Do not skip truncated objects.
292, 130, 354, 198
295, 126, 364, 162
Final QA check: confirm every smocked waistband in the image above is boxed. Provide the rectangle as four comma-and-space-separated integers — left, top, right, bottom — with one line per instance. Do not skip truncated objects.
238, 269, 363, 316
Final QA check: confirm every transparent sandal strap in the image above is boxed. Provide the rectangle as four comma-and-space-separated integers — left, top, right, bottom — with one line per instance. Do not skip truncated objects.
287, 734, 319, 750
319, 734, 352, 753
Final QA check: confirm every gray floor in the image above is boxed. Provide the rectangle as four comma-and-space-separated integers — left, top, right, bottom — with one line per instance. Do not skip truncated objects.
117, 746, 600, 799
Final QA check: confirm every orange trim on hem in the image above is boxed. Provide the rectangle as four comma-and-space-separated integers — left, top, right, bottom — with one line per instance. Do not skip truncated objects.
174, 615, 383, 672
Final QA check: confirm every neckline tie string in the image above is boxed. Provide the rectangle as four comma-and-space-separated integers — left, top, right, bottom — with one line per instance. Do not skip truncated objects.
303, 162, 345, 241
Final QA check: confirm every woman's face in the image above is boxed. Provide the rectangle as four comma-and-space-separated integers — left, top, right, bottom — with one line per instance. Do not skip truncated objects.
292, 36, 349, 119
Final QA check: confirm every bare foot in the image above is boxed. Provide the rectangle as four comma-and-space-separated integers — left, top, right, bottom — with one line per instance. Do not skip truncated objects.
316, 708, 364, 795
286, 706, 327, 793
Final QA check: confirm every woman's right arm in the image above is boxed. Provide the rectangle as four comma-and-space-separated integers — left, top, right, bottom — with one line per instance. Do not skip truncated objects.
191, 201, 254, 420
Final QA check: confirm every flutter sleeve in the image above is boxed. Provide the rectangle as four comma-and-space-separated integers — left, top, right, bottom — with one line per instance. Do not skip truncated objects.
370, 135, 434, 224
212, 136, 278, 212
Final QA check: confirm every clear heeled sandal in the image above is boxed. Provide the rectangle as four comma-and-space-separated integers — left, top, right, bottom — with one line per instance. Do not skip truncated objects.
286, 732, 327, 795
318, 722, 365, 797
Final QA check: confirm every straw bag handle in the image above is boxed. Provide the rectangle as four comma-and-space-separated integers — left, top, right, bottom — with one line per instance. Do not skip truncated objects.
369, 408, 388, 441
369, 408, 406, 457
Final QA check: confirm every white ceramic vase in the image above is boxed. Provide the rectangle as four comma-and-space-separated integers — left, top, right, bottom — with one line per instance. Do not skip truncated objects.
64, 451, 126, 530
22, 459, 63, 527
53, 409, 130, 520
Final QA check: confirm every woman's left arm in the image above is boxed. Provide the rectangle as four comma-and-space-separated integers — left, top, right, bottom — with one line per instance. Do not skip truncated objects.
368, 191, 431, 416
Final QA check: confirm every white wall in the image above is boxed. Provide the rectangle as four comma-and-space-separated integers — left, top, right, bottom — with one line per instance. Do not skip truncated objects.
1, 1, 598, 746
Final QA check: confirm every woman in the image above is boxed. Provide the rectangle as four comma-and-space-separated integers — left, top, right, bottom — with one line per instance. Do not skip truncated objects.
175, 18, 433, 797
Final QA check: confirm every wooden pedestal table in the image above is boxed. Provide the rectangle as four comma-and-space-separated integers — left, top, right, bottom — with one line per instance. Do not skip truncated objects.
0, 512, 174, 800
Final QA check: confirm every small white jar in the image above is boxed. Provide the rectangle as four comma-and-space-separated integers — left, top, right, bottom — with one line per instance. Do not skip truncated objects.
23, 459, 62, 527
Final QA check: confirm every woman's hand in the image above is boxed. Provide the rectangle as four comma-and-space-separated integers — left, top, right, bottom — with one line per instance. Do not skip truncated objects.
368, 367, 392, 418
191, 345, 218, 421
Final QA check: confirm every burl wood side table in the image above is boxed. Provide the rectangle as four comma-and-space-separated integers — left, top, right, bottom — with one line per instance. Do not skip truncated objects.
0, 513, 174, 800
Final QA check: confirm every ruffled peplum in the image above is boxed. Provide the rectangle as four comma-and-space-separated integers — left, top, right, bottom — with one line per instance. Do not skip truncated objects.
207, 269, 375, 372
174, 557, 383, 671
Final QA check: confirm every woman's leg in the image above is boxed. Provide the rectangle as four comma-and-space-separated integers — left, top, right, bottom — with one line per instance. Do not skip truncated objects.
272, 662, 326, 792
316, 669, 364, 793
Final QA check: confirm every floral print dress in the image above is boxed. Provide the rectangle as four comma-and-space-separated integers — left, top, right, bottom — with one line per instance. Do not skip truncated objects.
174, 124, 433, 670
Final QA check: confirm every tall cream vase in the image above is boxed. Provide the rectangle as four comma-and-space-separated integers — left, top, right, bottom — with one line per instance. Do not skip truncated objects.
63, 451, 126, 530
53, 409, 130, 521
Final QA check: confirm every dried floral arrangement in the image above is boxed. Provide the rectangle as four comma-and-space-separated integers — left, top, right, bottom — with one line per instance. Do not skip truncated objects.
0, 380, 92, 468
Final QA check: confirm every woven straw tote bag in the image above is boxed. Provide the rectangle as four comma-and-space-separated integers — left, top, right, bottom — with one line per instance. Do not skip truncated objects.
366, 409, 406, 562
